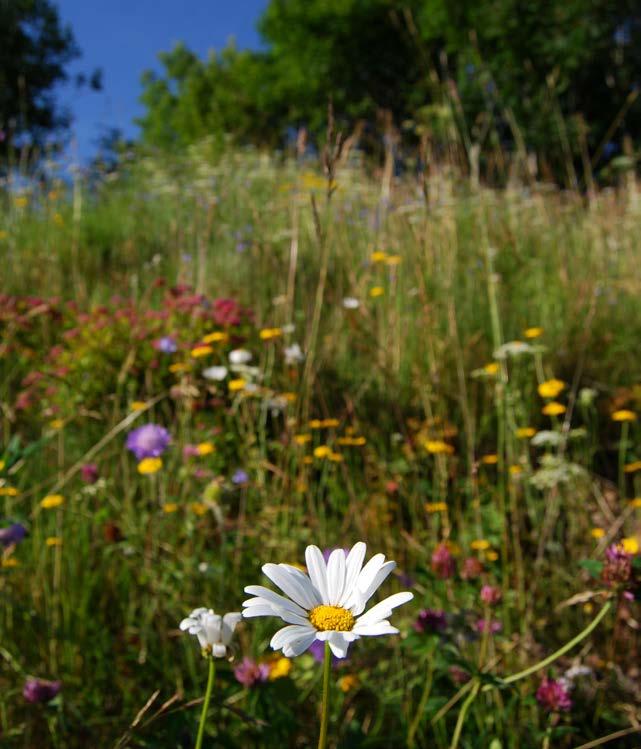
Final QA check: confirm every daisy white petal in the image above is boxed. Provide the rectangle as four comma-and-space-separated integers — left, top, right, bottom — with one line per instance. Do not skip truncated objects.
352, 622, 399, 636
243, 585, 308, 618
356, 591, 414, 627
262, 563, 318, 609
326, 548, 347, 604
305, 545, 330, 603
339, 542, 367, 607
221, 612, 242, 645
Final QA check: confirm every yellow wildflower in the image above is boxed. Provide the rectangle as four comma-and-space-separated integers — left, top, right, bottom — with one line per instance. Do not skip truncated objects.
328, 452, 344, 462
338, 674, 359, 692
628, 498, 641, 509
162, 503, 179, 513
49, 418, 64, 430
45, 537, 62, 547
169, 362, 189, 373
590, 528, 605, 539
294, 434, 312, 445
137, 458, 162, 475
190, 502, 208, 516
621, 537, 639, 555
268, 657, 292, 680
191, 345, 213, 358
385, 254, 402, 266
309, 419, 323, 429
485, 550, 499, 562
471, 539, 490, 551
369, 286, 385, 298
321, 418, 340, 428
1, 558, 19, 568
280, 392, 297, 402
481, 454, 498, 465
424, 440, 454, 455
314, 445, 331, 459
524, 327, 544, 339
538, 379, 566, 399
303, 456, 314, 465
612, 410, 636, 422
425, 502, 448, 513
484, 362, 499, 375
516, 427, 536, 439
196, 442, 215, 456
130, 401, 147, 412
624, 461, 641, 473
228, 379, 246, 392
0, 460, 4, 471
371, 251, 388, 263
509, 464, 523, 476
0, 486, 18, 497
259, 327, 283, 340
542, 402, 566, 416
40, 494, 64, 509
202, 331, 229, 344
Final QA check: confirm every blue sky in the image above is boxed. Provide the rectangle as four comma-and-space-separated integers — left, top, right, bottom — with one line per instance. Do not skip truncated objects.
56, 1, 266, 160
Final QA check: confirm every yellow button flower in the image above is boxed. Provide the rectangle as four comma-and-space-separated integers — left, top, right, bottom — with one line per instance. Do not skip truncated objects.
40, 494, 64, 509
538, 379, 566, 398
516, 427, 536, 439
328, 452, 344, 462
321, 418, 340, 428
424, 440, 454, 455
483, 362, 499, 375
45, 537, 63, 547
294, 434, 312, 445
138, 458, 162, 475
371, 251, 388, 263
628, 498, 641, 509
49, 419, 64, 430
190, 502, 208, 516
309, 419, 323, 429
471, 539, 490, 551
0, 486, 18, 496
228, 379, 246, 392
590, 528, 605, 539
169, 362, 189, 373
524, 327, 544, 339
191, 345, 213, 358
196, 442, 215, 456
624, 461, 641, 473
425, 502, 448, 513
612, 410, 636, 422
202, 331, 229, 344
162, 503, 179, 513
130, 401, 147, 412
268, 656, 292, 680
509, 464, 523, 476
481, 454, 498, 465
313, 445, 331, 459
621, 537, 639, 554
369, 286, 385, 298
542, 402, 566, 416
1, 558, 19, 568
259, 327, 283, 340
338, 674, 359, 692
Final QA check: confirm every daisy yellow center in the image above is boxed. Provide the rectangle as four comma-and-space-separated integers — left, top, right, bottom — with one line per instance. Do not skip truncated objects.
309, 605, 355, 632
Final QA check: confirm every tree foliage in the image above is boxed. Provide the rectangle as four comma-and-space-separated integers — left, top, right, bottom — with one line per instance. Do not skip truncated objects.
0, 0, 81, 154
137, 0, 641, 171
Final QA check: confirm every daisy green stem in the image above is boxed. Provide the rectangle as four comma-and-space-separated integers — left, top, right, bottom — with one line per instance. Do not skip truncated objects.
498, 600, 612, 687
195, 656, 216, 749
317, 641, 332, 749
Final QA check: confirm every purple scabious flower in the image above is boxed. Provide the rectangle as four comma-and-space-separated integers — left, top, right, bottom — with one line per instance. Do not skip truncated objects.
233, 657, 270, 687
414, 608, 447, 633
126, 424, 171, 461
0, 523, 27, 547
80, 463, 99, 484
309, 639, 341, 666
153, 336, 177, 354
536, 677, 572, 712
231, 469, 249, 485
602, 543, 633, 587
480, 585, 502, 606
23, 678, 61, 704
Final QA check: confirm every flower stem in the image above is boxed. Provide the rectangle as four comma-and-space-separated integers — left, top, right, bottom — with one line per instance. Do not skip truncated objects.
500, 600, 612, 686
317, 641, 332, 749
195, 657, 216, 749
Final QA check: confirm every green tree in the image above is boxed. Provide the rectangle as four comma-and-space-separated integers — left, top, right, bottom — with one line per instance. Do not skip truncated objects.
0, 0, 81, 156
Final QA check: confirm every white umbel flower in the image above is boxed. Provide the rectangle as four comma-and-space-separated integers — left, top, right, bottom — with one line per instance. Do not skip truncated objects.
180, 608, 242, 658
202, 366, 228, 381
242, 543, 413, 659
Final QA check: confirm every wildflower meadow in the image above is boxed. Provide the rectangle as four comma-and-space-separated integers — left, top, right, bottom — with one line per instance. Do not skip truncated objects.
2, 144, 641, 748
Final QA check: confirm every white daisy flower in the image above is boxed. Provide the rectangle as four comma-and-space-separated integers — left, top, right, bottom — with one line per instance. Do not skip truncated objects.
242, 543, 413, 659
284, 342, 304, 365
180, 608, 242, 658
229, 349, 252, 365
342, 297, 360, 310
202, 366, 228, 381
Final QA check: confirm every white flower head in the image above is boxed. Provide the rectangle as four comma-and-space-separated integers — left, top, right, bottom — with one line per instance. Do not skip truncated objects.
242, 543, 413, 659
284, 343, 304, 365
202, 366, 228, 381
229, 349, 252, 366
493, 341, 533, 360
342, 297, 360, 310
180, 608, 241, 658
